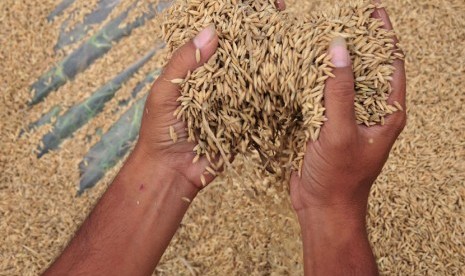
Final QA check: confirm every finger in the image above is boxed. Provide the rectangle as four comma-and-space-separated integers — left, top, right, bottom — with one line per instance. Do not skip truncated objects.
388, 58, 406, 109
275, 0, 286, 11
371, 1, 407, 109
324, 36, 357, 131
372, 1, 398, 43
152, 25, 219, 101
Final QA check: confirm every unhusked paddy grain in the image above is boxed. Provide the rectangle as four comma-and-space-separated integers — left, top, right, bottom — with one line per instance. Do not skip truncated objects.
181, 197, 192, 203
162, 0, 403, 176
1, 0, 464, 275
200, 174, 207, 186
196, 48, 201, 63
205, 166, 217, 176
170, 78, 184, 84
169, 125, 178, 143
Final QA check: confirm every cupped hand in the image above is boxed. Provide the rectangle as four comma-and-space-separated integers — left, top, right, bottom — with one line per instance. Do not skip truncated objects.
135, 25, 219, 190
134, 1, 286, 191
290, 5, 406, 216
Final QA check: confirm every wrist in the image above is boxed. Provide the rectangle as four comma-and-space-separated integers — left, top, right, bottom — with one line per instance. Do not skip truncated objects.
118, 144, 200, 199
296, 202, 367, 226
296, 204, 370, 257
297, 205, 378, 276
59, 144, 200, 275
296, 204, 368, 241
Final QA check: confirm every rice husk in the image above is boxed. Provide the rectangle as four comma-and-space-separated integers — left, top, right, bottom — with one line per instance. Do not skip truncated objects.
0, 0, 464, 275
162, 0, 402, 176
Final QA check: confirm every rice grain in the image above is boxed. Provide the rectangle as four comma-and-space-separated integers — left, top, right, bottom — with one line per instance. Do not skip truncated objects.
162, 0, 403, 176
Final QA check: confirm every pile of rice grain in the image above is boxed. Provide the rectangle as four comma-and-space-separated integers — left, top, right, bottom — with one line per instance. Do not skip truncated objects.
162, 0, 402, 175
1, 0, 465, 274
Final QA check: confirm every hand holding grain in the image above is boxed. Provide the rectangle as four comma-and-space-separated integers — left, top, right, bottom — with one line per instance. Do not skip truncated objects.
135, 0, 286, 190
135, 26, 219, 190
290, 2, 406, 218
290, 4, 406, 275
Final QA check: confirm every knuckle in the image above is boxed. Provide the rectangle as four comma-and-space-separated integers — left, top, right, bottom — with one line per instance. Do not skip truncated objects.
161, 47, 191, 81
171, 48, 190, 68
334, 79, 355, 92
327, 79, 355, 100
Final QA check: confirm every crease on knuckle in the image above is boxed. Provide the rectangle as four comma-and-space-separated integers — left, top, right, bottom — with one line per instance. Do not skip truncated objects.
327, 80, 355, 101
335, 79, 355, 91
166, 49, 190, 76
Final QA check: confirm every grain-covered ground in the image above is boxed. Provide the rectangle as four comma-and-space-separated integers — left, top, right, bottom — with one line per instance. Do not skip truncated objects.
0, 0, 464, 275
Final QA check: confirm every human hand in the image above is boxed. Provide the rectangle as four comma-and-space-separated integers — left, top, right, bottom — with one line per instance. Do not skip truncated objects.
290, 5, 406, 219
288, 4, 405, 275
133, 1, 286, 191
134, 25, 219, 190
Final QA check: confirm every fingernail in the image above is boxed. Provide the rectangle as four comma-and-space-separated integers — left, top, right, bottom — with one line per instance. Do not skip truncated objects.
329, 36, 350, 68
194, 24, 216, 49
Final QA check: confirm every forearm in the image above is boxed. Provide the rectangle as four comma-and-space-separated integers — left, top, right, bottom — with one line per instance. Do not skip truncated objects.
45, 145, 198, 275
297, 205, 379, 276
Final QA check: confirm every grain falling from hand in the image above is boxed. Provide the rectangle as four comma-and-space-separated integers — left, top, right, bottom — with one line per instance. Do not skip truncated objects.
162, 0, 403, 176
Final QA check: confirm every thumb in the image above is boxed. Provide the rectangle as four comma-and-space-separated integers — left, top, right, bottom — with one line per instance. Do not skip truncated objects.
151, 25, 219, 103
324, 36, 357, 131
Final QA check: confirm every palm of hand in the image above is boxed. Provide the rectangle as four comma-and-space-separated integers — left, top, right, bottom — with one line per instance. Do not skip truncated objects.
137, 85, 213, 189
290, 121, 403, 212
135, 29, 220, 190
290, 5, 406, 213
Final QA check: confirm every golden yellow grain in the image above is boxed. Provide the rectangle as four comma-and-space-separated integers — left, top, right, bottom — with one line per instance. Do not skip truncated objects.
169, 126, 178, 143
393, 100, 404, 111
200, 174, 207, 186
162, 0, 403, 175
192, 154, 200, 164
205, 166, 217, 176
196, 48, 201, 63
170, 78, 184, 84
2, 0, 464, 275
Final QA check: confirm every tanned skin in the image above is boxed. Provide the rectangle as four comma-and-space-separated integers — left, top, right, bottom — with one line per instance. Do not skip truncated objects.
290, 2, 406, 275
